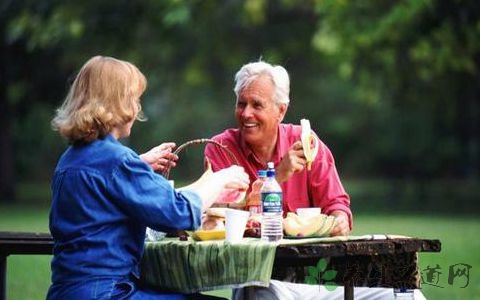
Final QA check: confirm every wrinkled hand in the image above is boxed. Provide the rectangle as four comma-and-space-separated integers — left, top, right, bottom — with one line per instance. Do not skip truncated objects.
329, 210, 351, 236
200, 165, 250, 210
276, 141, 307, 183
140, 142, 178, 172
211, 165, 250, 191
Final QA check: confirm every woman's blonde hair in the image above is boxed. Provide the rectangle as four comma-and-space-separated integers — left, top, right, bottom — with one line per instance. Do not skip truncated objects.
52, 56, 147, 144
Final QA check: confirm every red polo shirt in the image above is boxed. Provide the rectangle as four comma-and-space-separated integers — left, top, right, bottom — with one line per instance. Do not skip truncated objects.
205, 123, 352, 229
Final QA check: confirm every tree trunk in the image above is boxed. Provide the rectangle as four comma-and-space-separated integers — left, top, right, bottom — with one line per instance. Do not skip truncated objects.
0, 15, 16, 203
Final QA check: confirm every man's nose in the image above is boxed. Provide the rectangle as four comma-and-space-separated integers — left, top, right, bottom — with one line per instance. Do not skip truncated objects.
241, 105, 254, 118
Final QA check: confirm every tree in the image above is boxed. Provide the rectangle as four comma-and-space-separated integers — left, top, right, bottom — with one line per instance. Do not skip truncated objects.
1, 0, 478, 204
311, 0, 480, 178
0, 0, 84, 202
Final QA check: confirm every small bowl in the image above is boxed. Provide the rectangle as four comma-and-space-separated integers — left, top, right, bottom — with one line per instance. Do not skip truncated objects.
296, 207, 321, 219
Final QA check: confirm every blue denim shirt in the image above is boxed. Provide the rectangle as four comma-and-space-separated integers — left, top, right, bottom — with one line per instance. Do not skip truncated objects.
47, 135, 202, 299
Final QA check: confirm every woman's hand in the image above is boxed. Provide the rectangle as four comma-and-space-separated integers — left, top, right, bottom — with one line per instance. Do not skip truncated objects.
276, 141, 307, 183
140, 142, 178, 172
182, 165, 250, 211
213, 165, 250, 190
329, 210, 351, 236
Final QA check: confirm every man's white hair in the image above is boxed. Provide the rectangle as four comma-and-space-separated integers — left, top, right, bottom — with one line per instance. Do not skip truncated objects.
234, 60, 290, 105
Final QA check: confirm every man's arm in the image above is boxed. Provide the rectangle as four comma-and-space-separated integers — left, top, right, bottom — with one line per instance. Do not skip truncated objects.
307, 139, 353, 235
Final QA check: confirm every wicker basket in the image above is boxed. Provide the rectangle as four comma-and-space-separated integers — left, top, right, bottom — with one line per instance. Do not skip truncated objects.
161, 138, 238, 180
160, 139, 241, 238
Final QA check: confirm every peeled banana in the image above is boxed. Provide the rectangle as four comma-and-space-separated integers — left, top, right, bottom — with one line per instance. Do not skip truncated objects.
300, 119, 319, 170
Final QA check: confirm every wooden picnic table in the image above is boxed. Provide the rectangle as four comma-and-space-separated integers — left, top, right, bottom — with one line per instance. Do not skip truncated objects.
272, 236, 441, 299
141, 235, 441, 300
0, 231, 441, 300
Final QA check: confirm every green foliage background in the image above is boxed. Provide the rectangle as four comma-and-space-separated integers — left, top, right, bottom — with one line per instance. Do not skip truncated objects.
1, 0, 479, 213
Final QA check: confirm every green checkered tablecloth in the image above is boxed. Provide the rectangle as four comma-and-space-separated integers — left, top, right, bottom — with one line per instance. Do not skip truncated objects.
139, 235, 410, 293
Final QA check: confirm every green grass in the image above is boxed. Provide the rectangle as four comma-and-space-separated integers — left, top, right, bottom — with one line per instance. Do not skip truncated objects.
1, 205, 478, 300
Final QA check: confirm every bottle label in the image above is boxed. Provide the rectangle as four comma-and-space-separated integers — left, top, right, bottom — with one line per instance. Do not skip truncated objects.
261, 192, 282, 213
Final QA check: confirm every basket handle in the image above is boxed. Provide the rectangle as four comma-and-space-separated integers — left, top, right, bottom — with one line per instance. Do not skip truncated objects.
161, 138, 239, 179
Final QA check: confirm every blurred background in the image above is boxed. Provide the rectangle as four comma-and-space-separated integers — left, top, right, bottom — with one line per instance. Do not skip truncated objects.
1, 1, 479, 299
1, 0, 479, 211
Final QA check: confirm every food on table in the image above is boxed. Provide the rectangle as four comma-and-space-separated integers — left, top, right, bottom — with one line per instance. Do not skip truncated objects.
283, 212, 336, 237
243, 214, 262, 238
191, 229, 225, 241
314, 216, 336, 237
201, 217, 225, 231
300, 119, 319, 170
245, 170, 266, 215
201, 207, 226, 231
193, 208, 227, 241
216, 189, 246, 204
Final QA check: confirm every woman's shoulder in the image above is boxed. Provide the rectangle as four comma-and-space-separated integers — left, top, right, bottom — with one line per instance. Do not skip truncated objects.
82, 136, 139, 167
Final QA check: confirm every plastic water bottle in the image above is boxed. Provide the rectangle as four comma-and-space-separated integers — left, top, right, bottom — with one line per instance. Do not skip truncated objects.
246, 170, 267, 216
393, 288, 414, 299
261, 162, 283, 242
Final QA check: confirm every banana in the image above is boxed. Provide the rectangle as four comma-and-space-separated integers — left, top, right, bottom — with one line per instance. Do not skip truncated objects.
300, 119, 319, 170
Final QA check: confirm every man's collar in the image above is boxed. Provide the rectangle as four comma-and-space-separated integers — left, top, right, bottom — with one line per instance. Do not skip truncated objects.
238, 124, 284, 167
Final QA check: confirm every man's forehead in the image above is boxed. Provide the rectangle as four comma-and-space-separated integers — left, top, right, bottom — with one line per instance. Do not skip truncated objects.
240, 76, 274, 99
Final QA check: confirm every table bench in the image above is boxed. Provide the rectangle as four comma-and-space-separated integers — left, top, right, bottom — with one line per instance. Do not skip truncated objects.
0, 231, 53, 300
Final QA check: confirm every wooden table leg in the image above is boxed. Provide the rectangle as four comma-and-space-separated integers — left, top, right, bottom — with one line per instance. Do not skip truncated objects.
1, 255, 6, 300
344, 284, 353, 300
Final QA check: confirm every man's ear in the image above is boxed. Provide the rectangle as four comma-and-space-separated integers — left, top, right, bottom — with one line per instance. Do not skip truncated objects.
277, 103, 288, 122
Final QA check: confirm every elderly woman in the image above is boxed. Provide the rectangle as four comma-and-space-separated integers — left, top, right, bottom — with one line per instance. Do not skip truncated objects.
47, 56, 249, 300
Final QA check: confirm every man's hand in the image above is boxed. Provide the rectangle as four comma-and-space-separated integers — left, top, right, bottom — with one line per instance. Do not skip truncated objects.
330, 210, 351, 236
276, 141, 307, 183
140, 142, 178, 172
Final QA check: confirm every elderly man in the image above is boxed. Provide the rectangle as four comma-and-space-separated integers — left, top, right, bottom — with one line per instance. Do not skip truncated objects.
204, 60, 426, 300
205, 60, 351, 235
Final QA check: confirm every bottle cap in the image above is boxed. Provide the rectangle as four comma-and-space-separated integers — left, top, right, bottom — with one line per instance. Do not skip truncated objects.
266, 162, 276, 177
257, 170, 267, 177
